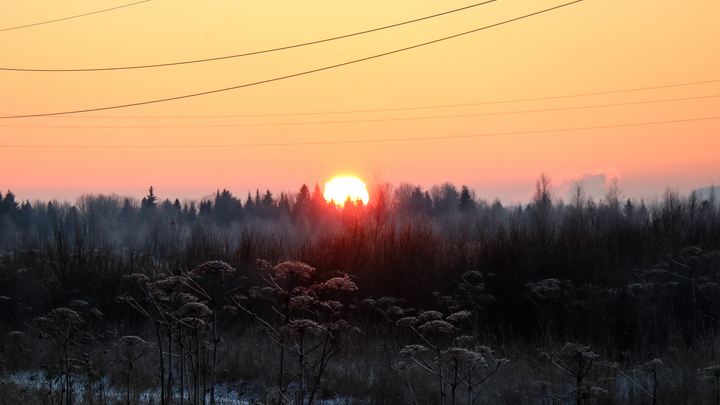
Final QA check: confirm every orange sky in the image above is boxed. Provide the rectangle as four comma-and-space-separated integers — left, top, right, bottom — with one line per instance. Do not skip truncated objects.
1, 0, 719, 204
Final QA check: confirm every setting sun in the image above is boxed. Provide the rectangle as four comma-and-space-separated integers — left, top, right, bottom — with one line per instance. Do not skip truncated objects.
324, 177, 370, 206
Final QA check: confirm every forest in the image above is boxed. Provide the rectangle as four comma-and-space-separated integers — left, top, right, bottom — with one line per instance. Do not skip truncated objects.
1, 176, 720, 404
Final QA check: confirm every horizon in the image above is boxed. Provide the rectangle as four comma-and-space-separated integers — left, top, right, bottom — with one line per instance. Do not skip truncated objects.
2, 0, 719, 206
4, 176, 718, 208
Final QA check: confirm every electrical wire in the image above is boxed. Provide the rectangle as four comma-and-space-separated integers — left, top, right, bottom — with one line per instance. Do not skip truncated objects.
2, 115, 718, 148
2, 94, 718, 129
0, 0, 496, 72
0, 0, 153, 32
25, 78, 720, 119
0, 0, 584, 120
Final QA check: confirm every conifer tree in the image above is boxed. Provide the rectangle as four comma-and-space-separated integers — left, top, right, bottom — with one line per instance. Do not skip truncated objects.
141, 186, 158, 211
458, 186, 475, 211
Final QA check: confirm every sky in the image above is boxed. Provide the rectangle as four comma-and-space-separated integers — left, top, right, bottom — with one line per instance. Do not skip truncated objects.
1, 0, 719, 205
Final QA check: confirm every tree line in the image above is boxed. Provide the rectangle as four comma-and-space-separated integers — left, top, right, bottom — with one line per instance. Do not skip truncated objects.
1, 176, 720, 403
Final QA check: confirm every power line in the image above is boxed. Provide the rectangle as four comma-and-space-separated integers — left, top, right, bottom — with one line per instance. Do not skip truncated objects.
3, 94, 719, 129
27, 78, 720, 119
3, 115, 718, 148
0, 0, 584, 120
0, 0, 153, 32
0, 0, 497, 72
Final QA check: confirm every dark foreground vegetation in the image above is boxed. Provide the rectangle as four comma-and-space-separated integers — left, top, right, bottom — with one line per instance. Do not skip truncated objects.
1, 177, 720, 404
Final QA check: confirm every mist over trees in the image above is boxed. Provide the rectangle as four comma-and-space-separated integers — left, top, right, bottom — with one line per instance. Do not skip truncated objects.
2, 177, 720, 403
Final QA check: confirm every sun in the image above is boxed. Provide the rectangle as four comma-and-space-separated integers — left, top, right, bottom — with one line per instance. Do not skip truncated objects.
324, 177, 369, 206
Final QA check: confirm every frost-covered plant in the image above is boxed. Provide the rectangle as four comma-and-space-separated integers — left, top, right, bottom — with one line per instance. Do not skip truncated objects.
700, 365, 720, 405
640, 358, 662, 404
419, 320, 456, 334
124, 263, 237, 405
120, 272, 189, 404
232, 259, 360, 405
282, 319, 326, 402
188, 260, 236, 278
114, 335, 149, 405
181, 260, 239, 405
358, 296, 408, 338
176, 300, 213, 405
446, 310, 472, 323
545, 342, 616, 405
397, 309, 507, 405
3, 330, 30, 374
317, 274, 358, 292
178, 301, 213, 320
33, 307, 93, 405
454, 271, 494, 334
525, 278, 571, 343
268, 260, 315, 280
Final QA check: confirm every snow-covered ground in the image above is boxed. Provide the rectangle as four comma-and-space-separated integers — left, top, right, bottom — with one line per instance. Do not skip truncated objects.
3, 371, 367, 404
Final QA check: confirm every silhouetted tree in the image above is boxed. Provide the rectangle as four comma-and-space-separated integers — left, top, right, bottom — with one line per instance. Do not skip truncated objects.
623, 198, 635, 217
141, 186, 158, 212
278, 192, 292, 216
367, 181, 393, 240
458, 186, 475, 212
199, 199, 213, 217
409, 187, 432, 218
293, 184, 311, 219
212, 189, 242, 225
431, 182, 459, 216
120, 198, 136, 220
528, 172, 554, 245
259, 189, 277, 218
394, 182, 416, 215
183, 201, 197, 223
310, 182, 328, 222
262, 189, 275, 208
604, 177, 622, 213
244, 191, 256, 216
17, 200, 33, 230
0, 190, 19, 225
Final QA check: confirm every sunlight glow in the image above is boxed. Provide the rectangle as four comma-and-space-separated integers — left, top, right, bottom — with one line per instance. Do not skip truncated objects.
324, 177, 369, 206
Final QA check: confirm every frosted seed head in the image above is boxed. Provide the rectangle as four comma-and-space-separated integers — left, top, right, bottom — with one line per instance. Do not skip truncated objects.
640, 358, 662, 373
189, 260, 236, 277
396, 317, 420, 327
116, 335, 147, 348
447, 310, 472, 322
400, 345, 429, 356
289, 295, 317, 309
178, 302, 212, 318
282, 319, 324, 335
418, 320, 455, 333
418, 310, 444, 321
320, 274, 358, 291
273, 261, 315, 279
47, 307, 84, 325
126, 273, 150, 285
441, 347, 482, 365
387, 306, 404, 316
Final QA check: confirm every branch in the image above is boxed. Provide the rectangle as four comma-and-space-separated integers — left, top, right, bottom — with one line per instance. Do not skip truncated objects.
230, 297, 281, 339
408, 356, 439, 376
270, 382, 293, 404
178, 274, 209, 301
467, 359, 505, 389
616, 369, 653, 399
543, 353, 576, 379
